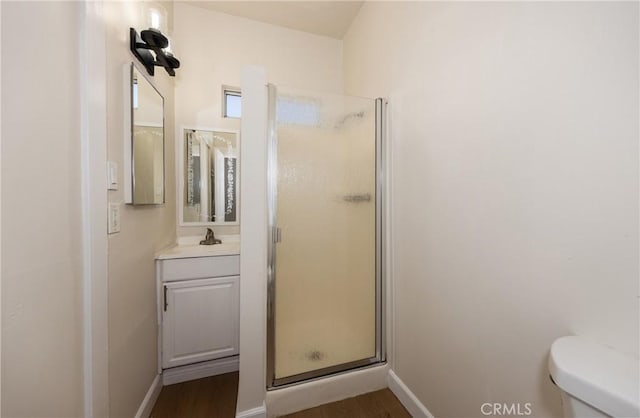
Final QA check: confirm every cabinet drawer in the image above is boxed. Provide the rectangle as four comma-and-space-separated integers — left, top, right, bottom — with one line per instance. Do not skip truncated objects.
160, 255, 239, 282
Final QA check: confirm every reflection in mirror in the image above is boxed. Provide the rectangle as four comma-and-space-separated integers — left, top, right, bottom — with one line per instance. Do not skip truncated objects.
131, 64, 164, 204
181, 129, 239, 225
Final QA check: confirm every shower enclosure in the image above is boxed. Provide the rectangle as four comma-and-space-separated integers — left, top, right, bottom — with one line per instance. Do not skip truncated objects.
267, 85, 386, 387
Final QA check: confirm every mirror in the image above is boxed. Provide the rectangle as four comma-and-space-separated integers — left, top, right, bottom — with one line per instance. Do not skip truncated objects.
126, 63, 165, 205
180, 128, 239, 225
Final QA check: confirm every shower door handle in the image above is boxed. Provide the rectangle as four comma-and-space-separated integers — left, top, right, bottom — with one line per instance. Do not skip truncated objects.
273, 227, 282, 243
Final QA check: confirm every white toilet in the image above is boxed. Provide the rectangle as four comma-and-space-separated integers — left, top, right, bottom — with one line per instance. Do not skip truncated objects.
549, 336, 639, 418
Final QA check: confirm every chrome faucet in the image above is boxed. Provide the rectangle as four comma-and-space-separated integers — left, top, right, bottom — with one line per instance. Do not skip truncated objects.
199, 228, 222, 245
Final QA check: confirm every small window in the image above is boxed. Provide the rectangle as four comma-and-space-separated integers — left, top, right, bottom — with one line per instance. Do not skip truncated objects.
222, 86, 241, 118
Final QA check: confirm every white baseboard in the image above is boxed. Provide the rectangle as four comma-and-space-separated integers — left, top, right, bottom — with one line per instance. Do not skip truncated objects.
388, 370, 434, 418
163, 356, 239, 386
266, 364, 389, 417
135, 374, 162, 418
236, 402, 267, 418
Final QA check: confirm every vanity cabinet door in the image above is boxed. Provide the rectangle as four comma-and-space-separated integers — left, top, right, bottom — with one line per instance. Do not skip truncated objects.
162, 276, 239, 369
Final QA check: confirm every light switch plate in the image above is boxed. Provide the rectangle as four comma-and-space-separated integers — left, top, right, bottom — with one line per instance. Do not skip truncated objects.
108, 203, 121, 234
107, 161, 118, 190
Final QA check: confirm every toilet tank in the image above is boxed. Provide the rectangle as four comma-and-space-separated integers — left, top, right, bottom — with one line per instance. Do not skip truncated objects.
549, 336, 639, 418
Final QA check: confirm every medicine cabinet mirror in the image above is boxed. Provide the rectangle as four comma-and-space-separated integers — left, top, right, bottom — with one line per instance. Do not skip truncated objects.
125, 63, 165, 205
179, 128, 239, 225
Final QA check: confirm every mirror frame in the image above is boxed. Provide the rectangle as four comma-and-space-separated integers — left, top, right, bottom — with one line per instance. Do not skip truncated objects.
177, 126, 240, 226
123, 62, 166, 205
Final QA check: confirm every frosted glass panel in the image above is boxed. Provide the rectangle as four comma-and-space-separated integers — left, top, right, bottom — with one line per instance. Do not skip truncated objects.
274, 87, 377, 379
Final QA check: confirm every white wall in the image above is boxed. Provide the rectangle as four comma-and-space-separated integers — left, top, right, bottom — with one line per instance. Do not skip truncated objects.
344, 2, 639, 417
1, 2, 83, 416
103, 1, 176, 416
173, 3, 343, 238
238, 66, 268, 417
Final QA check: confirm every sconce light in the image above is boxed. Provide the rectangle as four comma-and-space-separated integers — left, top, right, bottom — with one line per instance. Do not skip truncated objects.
129, 27, 180, 77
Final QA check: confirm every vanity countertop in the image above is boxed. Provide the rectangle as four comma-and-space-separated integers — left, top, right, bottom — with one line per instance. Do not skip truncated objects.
155, 235, 240, 260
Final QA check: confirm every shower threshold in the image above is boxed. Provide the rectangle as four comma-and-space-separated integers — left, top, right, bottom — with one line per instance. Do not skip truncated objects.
268, 357, 385, 389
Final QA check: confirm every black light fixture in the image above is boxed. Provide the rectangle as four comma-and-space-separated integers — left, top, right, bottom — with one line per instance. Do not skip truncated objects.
130, 27, 180, 77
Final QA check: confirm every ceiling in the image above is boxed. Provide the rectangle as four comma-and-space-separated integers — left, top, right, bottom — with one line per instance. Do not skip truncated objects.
184, 1, 364, 39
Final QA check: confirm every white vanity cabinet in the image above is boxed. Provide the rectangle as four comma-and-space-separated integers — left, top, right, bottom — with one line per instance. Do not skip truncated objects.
156, 244, 240, 384
162, 274, 238, 368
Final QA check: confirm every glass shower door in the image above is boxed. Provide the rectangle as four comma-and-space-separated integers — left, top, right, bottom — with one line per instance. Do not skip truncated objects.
267, 85, 384, 387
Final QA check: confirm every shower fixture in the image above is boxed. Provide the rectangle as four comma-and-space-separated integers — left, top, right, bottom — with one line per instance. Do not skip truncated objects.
334, 111, 365, 128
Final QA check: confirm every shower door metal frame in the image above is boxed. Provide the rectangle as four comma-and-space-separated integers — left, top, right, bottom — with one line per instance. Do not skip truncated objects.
266, 83, 387, 388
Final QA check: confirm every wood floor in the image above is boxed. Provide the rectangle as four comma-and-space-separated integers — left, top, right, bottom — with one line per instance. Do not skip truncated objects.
151, 372, 238, 418
151, 372, 410, 418
281, 389, 411, 418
